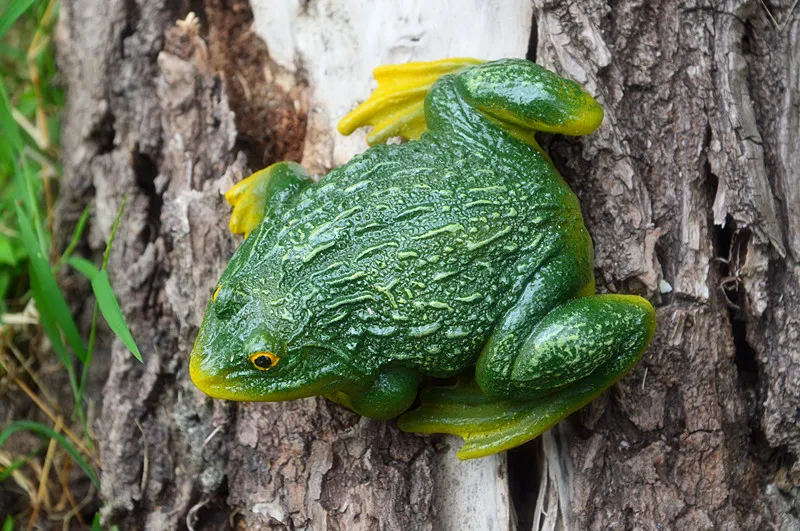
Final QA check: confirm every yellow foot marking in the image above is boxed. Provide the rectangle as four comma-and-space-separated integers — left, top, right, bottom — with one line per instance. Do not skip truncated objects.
225, 162, 309, 237
338, 57, 484, 145
225, 168, 275, 237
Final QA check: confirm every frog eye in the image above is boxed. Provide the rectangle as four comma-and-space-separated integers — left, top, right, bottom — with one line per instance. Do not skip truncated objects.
249, 351, 279, 371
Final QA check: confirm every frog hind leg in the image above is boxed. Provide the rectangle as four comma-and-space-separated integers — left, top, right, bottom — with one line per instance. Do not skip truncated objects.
454, 59, 604, 137
398, 294, 656, 459
326, 366, 419, 421
225, 161, 311, 237
337, 58, 483, 145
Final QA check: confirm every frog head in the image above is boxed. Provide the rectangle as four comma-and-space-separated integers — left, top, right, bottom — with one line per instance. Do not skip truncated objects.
453, 58, 604, 138
190, 278, 357, 402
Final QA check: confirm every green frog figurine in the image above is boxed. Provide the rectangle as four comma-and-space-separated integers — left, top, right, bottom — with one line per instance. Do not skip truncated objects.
190, 58, 656, 459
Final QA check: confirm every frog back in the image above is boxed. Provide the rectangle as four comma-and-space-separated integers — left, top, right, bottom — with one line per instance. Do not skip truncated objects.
240, 135, 592, 376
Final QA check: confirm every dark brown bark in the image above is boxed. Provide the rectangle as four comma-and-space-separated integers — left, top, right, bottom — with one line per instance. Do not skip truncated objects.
57, 1, 435, 529
532, 1, 800, 529
54, 0, 799, 529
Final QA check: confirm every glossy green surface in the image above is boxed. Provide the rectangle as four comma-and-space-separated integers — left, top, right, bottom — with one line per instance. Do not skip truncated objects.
190, 58, 656, 458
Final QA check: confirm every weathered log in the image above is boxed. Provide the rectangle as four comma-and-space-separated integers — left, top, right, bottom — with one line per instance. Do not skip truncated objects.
55, 0, 799, 528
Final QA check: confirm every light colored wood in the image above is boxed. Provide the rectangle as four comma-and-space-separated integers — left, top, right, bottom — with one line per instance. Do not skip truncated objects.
251, 2, 532, 528
252, 0, 533, 172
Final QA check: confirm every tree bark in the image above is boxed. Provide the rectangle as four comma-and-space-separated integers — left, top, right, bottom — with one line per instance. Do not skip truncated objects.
54, 0, 799, 529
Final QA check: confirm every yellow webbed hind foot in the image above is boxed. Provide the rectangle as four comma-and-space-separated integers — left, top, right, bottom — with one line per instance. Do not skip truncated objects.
338, 58, 483, 145
398, 371, 631, 460
225, 161, 311, 237
398, 378, 549, 460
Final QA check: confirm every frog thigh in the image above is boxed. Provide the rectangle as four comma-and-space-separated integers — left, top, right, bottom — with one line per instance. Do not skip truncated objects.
326, 366, 419, 421
475, 252, 594, 400
226, 161, 312, 237
399, 294, 655, 459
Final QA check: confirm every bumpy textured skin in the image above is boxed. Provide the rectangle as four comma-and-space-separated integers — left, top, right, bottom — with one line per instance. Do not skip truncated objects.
190, 58, 656, 459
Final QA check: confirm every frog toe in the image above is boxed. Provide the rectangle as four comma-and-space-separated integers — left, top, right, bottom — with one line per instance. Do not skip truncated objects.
398, 383, 586, 460
398, 379, 538, 459
337, 58, 483, 145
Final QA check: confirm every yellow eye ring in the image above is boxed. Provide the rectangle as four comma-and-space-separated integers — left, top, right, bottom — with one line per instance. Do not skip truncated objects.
249, 351, 279, 371
213, 284, 223, 301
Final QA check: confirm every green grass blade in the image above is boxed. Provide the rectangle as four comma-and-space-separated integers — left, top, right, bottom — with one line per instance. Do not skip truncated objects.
66, 256, 97, 278
22, 278, 70, 365
1, 76, 46, 251
66, 257, 142, 362
15, 204, 87, 363
0, 79, 25, 205
0, 442, 44, 482
2, 515, 12, 531
0, 235, 16, 266
0, 454, 29, 482
14, 215, 70, 368
0, 0, 34, 40
91, 270, 142, 361
15, 241, 80, 402
94, 195, 142, 360
60, 203, 92, 263
0, 420, 99, 489
0, 73, 24, 171
0, 270, 11, 304
103, 195, 127, 269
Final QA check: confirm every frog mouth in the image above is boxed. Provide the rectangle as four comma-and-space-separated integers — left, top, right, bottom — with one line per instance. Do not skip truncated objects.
189, 348, 242, 400
190, 350, 309, 401
190, 344, 349, 402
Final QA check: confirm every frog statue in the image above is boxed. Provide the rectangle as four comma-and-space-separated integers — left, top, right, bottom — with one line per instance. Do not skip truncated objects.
190, 58, 656, 459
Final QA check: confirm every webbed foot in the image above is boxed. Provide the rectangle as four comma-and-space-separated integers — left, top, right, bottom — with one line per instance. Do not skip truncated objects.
398, 378, 558, 460
225, 161, 311, 237
337, 58, 482, 145
399, 368, 639, 460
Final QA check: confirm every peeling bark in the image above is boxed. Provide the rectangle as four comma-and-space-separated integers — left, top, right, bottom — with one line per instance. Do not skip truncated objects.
533, 1, 800, 528
54, 0, 799, 529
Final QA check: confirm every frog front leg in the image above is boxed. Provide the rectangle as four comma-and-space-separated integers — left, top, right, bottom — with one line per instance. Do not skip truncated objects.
399, 294, 655, 459
326, 365, 419, 420
226, 161, 312, 237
